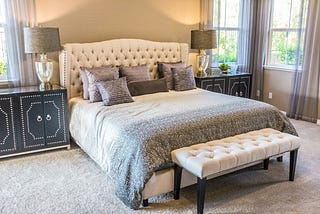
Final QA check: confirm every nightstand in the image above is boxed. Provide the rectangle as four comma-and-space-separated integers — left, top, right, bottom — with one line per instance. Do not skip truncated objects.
0, 85, 70, 158
195, 72, 252, 98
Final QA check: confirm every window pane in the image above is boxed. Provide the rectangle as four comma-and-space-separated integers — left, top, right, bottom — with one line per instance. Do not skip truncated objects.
270, 31, 287, 65
272, 0, 291, 28
225, 0, 239, 27
213, 0, 226, 27
0, 0, 7, 79
212, 0, 240, 66
0, 0, 4, 24
270, 31, 304, 66
213, 0, 239, 28
269, 0, 308, 67
212, 30, 238, 65
290, 0, 306, 28
0, 26, 6, 78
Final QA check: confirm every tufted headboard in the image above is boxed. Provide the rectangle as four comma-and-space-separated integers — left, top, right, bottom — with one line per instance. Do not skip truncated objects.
59, 38, 189, 99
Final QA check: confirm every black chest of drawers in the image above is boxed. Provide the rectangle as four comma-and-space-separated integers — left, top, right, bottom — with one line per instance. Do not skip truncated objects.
0, 85, 70, 158
195, 72, 252, 98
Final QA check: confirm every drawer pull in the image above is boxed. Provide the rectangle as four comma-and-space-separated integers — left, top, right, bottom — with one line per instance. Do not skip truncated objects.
37, 115, 42, 122
46, 114, 52, 121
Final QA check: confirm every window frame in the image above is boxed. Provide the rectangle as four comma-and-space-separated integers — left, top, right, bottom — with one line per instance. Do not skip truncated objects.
0, 23, 7, 81
211, 0, 241, 68
212, 26, 240, 67
265, 0, 308, 70
0, 0, 7, 81
0, 0, 8, 81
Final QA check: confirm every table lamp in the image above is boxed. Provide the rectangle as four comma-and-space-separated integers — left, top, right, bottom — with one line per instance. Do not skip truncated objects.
23, 27, 61, 90
191, 30, 217, 77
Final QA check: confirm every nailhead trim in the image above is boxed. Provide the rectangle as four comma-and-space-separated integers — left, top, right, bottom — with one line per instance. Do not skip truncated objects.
20, 95, 45, 148
0, 97, 17, 152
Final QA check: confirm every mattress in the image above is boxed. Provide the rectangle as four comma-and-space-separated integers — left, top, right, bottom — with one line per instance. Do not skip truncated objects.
68, 89, 297, 209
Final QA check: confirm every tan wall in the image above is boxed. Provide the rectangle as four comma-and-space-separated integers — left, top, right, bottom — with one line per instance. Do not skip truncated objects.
264, 69, 320, 120
263, 69, 294, 112
36, 0, 199, 44
35, 0, 200, 84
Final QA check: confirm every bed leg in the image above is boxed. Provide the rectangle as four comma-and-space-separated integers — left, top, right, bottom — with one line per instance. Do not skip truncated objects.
142, 199, 149, 207
277, 156, 283, 162
173, 164, 183, 200
263, 158, 269, 170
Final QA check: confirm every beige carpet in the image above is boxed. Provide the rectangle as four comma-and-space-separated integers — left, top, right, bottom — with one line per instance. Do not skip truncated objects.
0, 119, 319, 214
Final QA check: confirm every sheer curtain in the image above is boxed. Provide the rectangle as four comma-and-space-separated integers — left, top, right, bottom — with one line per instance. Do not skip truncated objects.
201, 0, 271, 101
236, 0, 254, 73
200, 0, 214, 30
4, 0, 38, 87
237, 0, 272, 101
287, 0, 320, 123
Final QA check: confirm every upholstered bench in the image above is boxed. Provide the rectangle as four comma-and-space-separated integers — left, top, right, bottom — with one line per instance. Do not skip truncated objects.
171, 128, 301, 214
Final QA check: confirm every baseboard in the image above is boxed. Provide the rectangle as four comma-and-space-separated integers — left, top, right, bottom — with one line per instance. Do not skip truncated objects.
282, 110, 319, 125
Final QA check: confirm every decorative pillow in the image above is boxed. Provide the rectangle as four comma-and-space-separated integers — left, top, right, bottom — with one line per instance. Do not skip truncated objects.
127, 78, 168, 96
96, 77, 134, 106
86, 66, 119, 102
157, 61, 184, 78
161, 62, 185, 90
119, 64, 150, 83
80, 65, 112, 100
172, 65, 196, 91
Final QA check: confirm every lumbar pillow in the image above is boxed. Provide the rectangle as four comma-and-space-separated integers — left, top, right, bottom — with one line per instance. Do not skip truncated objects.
127, 78, 168, 96
96, 77, 134, 106
80, 65, 112, 100
160, 62, 185, 90
85, 66, 119, 102
119, 64, 150, 83
172, 65, 196, 91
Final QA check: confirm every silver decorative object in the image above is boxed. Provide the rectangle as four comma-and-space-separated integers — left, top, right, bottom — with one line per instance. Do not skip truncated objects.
24, 27, 61, 90
191, 30, 217, 77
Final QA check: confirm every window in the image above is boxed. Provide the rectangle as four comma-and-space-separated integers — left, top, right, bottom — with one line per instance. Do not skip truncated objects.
267, 0, 308, 68
212, 0, 241, 67
0, 1, 6, 80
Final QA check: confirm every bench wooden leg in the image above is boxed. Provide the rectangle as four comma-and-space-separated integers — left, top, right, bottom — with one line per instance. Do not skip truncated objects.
174, 164, 183, 200
277, 156, 283, 162
142, 199, 149, 207
197, 177, 207, 214
263, 158, 269, 170
289, 149, 298, 181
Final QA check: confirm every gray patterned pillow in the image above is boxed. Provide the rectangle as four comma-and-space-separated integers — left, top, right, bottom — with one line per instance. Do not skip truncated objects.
127, 78, 168, 96
172, 65, 196, 91
96, 77, 134, 106
157, 61, 183, 78
80, 65, 112, 100
119, 64, 150, 83
161, 62, 185, 90
86, 66, 119, 102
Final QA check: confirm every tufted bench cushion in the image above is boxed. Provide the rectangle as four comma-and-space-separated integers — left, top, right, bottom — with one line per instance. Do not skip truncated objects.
171, 128, 301, 214
171, 128, 300, 179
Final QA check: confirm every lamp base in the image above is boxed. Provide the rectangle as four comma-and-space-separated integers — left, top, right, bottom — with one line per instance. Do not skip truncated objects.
39, 82, 52, 91
196, 50, 210, 77
35, 54, 53, 91
196, 70, 208, 77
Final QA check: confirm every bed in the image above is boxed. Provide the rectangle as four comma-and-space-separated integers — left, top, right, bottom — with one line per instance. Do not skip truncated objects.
59, 39, 297, 209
